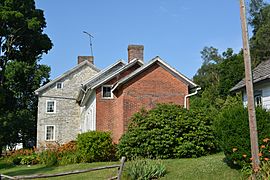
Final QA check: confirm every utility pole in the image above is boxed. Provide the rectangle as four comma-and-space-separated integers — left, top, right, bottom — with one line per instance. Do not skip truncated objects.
83, 31, 94, 57
239, 0, 260, 174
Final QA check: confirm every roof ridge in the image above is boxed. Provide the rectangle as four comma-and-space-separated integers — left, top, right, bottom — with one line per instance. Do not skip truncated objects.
35, 61, 100, 95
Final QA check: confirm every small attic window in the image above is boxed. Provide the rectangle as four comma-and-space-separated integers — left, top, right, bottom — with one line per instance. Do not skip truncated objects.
56, 82, 63, 89
102, 85, 113, 99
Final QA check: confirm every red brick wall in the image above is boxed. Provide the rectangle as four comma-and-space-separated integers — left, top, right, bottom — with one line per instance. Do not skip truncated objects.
122, 64, 189, 131
95, 63, 141, 142
96, 63, 189, 143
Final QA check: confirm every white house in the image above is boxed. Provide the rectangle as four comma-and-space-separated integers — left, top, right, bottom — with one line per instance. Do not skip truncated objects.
231, 59, 270, 109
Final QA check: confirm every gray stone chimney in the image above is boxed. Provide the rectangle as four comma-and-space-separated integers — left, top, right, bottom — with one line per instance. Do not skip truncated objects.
128, 45, 144, 63
78, 56, 94, 64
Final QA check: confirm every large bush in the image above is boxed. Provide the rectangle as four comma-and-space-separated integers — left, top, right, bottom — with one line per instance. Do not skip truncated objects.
215, 104, 270, 168
77, 131, 115, 162
117, 104, 219, 159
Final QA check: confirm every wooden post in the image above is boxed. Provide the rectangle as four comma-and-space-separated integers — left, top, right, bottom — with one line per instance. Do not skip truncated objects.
117, 157, 126, 180
239, 0, 260, 174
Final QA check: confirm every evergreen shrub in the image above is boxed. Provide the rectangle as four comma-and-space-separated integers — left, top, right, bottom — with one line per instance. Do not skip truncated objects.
117, 104, 219, 159
77, 131, 115, 162
215, 104, 270, 168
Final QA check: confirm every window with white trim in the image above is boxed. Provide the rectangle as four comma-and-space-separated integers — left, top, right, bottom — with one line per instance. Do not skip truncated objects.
254, 90, 262, 107
102, 85, 113, 98
46, 100, 56, 113
45, 125, 55, 141
56, 82, 63, 89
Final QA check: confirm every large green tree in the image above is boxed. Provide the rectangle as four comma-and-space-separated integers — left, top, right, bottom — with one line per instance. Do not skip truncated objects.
249, 1, 270, 63
0, 0, 52, 152
191, 47, 245, 112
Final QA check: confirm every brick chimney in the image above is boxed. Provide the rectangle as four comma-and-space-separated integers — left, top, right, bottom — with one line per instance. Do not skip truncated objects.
128, 45, 144, 63
78, 56, 94, 64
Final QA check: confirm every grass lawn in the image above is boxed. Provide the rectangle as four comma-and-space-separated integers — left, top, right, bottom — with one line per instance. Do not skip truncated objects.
0, 153, 242, 180
161, 153, 241, 180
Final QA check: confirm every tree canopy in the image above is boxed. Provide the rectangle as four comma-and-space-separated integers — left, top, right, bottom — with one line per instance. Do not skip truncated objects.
249, 1, 270, 63
191, 0, 270, 112
0, 0, 52, 152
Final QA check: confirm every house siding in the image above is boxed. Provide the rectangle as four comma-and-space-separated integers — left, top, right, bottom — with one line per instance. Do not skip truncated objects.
243, 83, 270, 110
37, 65, 98, 148
80, 93, 96, 132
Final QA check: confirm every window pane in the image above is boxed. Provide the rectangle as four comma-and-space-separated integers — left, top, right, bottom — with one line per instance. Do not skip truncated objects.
255, 96, 262, 107
46, 126, 54, 140
47, 101, 55, 112
103, 86, 112, 98
56, 82, 62, 89
254, 90, 262, 107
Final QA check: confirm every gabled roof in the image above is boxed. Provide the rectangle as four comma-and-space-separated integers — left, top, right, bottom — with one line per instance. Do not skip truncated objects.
85, 59, 144, 89
231, 59, 270, 92
77, 58, 143, 104
112, 56, 198, 91
77, 60, 126, 101
83, 60, 126, 88
35, 60, 100, 95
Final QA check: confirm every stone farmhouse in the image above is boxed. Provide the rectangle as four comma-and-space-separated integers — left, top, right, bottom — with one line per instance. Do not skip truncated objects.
231, 59, 270, 110
35, 45, 199, 147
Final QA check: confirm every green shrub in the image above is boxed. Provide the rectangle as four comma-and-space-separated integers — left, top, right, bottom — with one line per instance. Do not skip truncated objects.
124, 159, 166, 180
4, 148, 38, 165
58, 151, 81, 166
215, 104, 270, 168
38, 150, 58, 166
37, 141, 79, 166
20, 154, 38, 165
12, 156, 22, 165
77, 131, 115, 162
117, 104, 219, 159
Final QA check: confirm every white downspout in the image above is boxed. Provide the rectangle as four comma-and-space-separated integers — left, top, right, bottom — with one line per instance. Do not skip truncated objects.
184, 87, 201, 109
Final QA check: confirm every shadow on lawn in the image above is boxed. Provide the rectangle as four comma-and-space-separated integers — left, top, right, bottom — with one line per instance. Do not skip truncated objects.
0, 161, 15, 170
2, 165, 56, 177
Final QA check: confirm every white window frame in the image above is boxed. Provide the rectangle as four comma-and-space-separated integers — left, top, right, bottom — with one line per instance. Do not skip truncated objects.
46, 100, 56, 113
101, 85, 113, 99
56, 82, 63, 89
254, 90, 263, 107
45, 125, 55, 141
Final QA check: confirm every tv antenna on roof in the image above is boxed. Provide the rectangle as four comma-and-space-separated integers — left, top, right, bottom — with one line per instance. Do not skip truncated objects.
83, 31, 94, 57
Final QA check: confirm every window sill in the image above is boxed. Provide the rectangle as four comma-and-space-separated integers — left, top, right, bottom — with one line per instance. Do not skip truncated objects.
101, 97, 114, 100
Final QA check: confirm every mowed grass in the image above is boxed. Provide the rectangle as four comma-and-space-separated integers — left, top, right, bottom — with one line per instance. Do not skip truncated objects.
160, 153, 241, 180
0, 161, 118, 180
0, 153, 242, 180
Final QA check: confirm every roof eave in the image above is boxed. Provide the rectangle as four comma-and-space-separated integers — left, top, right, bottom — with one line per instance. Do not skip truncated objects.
90, 59, 143, 90
112, 56, 198, 91
35, 61, 100, 95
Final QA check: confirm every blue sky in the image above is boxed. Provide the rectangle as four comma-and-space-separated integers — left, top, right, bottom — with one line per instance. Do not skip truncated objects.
35, 0, 258, 79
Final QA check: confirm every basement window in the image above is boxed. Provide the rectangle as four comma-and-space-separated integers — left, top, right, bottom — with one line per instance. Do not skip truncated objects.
102, 85, 113, 99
